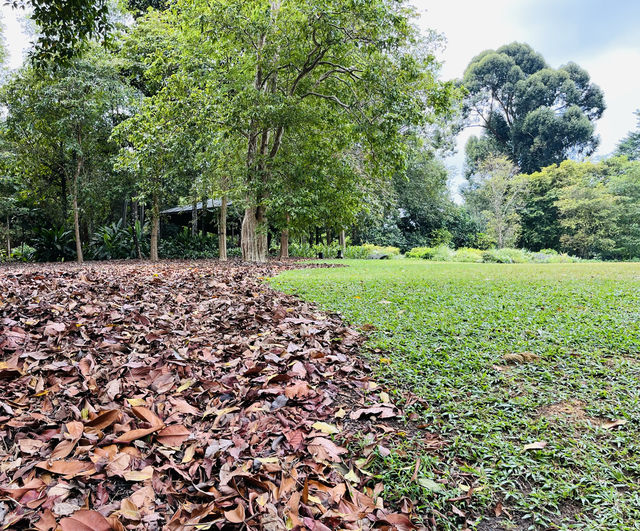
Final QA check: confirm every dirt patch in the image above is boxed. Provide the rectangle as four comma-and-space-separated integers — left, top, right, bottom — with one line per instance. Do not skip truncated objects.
538, 400, 588, 422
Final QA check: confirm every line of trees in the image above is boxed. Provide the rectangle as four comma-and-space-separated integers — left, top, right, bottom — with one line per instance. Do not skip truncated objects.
0, 0, 462, 263
1, 4, 640, 263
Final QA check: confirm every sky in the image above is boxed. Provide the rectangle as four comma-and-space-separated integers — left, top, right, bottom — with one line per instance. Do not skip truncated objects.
413, 0, 640, 193
1, 1, 639, 193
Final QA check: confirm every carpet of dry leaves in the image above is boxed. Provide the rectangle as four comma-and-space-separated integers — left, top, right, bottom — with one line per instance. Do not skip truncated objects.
0, 260, 435, 531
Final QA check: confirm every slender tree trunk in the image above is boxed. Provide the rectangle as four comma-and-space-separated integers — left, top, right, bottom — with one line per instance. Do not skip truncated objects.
72, 156, 84, 264
339, 229, 346, 251
191, 199, 198, 237
218, 195, 228, 261
279, 213, 290, 260
6, 215, 10, 257
132, 198, 142, 260
122, 199, 128, 225
150, 194, 160, 262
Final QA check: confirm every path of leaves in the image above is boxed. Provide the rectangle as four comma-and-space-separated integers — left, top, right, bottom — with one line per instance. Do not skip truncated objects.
0, 261, 424, 530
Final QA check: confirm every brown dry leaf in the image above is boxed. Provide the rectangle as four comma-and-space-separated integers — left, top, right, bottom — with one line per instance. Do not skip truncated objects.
308, 437, 347, 462
60, 510, 112, 531
156, 424, 190, 446
225, 503, 246, 524
114, 426, 162, 443
123, 466, 154, 482
36, 460, 96, 478
131, 406, 164, 428
85, 409, 121, 430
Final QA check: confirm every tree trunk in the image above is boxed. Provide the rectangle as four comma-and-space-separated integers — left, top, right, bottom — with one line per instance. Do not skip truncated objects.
122, 199, 128, 226
150, 194, 160, 262
191, 200, 198, 237
339, 229, 346, 251
279, 213, 290, 260
241, 204, 268, 262
218, 195, 228, 261
132, 199, 142, 259
72, 156, 84, 264
6, 215, 11, 257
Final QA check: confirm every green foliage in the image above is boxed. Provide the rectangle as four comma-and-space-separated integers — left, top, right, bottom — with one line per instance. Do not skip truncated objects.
88, 219, 148, 260
407, 245, 577, 264
520, 158, 640, 259
462, 42, 605, 173
288, 243, 399, 260
32, 226, 76, 262
158, 228, 219, 259
9, 0, 111, 65
272, 261, 640, 528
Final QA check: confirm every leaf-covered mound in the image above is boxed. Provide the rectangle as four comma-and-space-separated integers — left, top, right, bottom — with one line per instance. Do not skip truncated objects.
0, 261, 423, 530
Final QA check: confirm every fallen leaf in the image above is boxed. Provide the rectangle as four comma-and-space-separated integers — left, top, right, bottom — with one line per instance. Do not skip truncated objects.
523, 441, 548, 451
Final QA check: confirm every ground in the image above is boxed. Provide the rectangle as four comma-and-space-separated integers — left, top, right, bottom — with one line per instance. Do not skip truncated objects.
2, 260, 640, 530
0, 261, 423, 530
272, 260, 640, 530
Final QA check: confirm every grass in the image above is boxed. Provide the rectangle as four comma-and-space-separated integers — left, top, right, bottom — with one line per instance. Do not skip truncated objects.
270, 260, 640, 530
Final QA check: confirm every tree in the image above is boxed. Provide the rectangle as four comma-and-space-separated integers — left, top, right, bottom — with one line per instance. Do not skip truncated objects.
465, 155, 523, 248
1, 50, 136, 262
555, 163, 619, 258
616, 110, 640, 161
9, 0, 111, 64
130, 0, 458, 262
462, 42, 605, 173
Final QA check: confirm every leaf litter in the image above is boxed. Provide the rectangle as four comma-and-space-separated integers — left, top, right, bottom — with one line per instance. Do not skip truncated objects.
0, 261, 430, 530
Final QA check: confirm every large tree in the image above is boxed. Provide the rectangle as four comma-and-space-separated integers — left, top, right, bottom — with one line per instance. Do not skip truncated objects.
1, 50, 136, 262
122, 0, 458, 262
462, 42, 605, 174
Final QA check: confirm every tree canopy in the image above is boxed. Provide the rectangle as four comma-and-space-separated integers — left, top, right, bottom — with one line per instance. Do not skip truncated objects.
462, 42, 605, 173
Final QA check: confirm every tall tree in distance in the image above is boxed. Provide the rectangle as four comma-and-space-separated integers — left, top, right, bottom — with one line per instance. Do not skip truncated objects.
462, 42, 605, 173
464, 155, 524, 248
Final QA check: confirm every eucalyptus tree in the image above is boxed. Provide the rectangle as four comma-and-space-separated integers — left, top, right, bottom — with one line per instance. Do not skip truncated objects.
138, 0, 458, 262
463, 42, 605, 173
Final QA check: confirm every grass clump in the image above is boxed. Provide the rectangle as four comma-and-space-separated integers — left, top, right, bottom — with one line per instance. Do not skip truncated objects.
271, 260, 640, 529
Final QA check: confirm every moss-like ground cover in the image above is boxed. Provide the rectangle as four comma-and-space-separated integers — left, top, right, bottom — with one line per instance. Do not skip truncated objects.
271, 260, 640, 530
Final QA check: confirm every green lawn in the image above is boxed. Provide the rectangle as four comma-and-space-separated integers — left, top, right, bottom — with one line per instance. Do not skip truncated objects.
271, 260, 640, 530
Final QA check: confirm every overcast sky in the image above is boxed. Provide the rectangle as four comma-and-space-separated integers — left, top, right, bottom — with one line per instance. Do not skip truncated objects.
1, 1, 639, 191
414, 0, 640, 191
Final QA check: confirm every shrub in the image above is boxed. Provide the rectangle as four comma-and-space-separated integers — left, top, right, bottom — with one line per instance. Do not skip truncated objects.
454, 247, 484, 263
407, 245, 580, 264
32, 227, 76, 262
88, 220, 149, 260
159, 228, 219, 259
288, 242, 399, 260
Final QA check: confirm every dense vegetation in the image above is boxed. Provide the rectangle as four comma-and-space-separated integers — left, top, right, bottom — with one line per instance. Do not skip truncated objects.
0, 1, 639, 264
273, 260, 640, 529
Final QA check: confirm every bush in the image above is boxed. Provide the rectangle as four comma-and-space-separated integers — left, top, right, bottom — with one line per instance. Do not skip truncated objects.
32, 227, 76, 262
288, 242, 400, 260
407, 245, 580, 264
159, 228, 219, 259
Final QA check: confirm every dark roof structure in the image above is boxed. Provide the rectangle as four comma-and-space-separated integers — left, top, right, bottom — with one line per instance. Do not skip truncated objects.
161, 199, 231, 215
